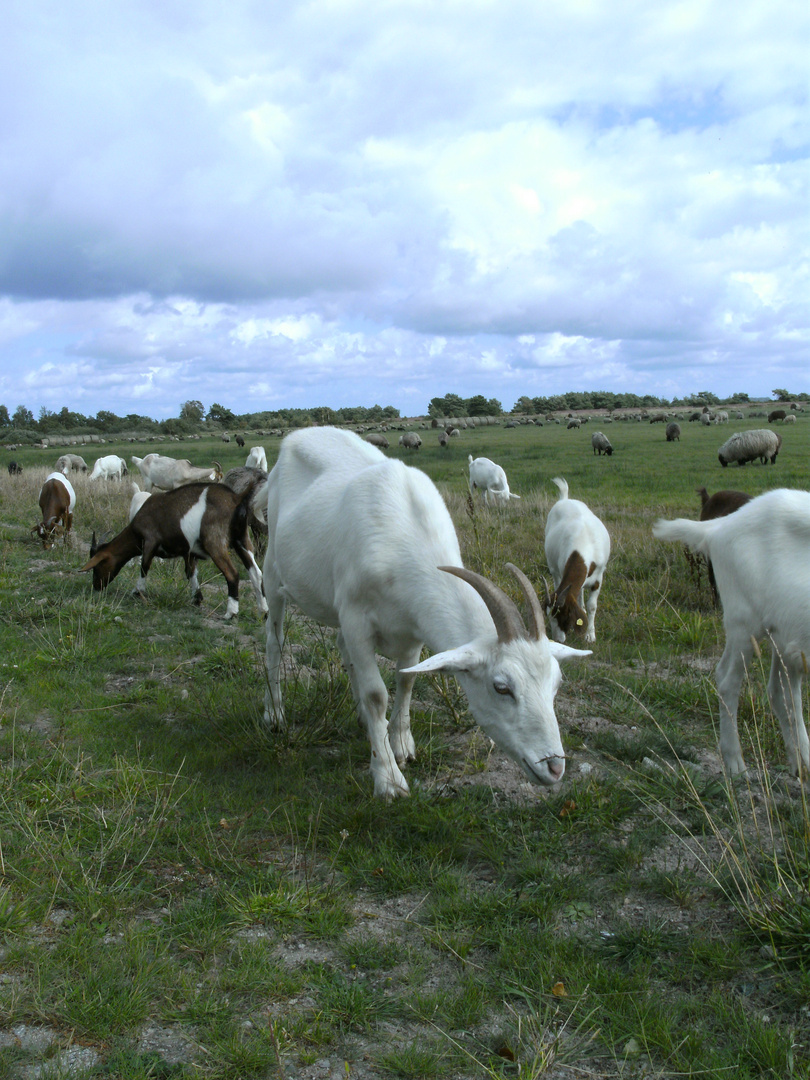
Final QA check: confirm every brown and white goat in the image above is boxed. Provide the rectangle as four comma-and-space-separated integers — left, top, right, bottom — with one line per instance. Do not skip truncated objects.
33, 472, 76, 549
80, 482, 268, 620
696, 487, 752, 604
543, 477, 610, 644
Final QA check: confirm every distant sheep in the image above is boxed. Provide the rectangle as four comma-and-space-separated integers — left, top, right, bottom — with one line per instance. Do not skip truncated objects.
468, 455, 520, 505
784, 414, 796, 424
365, 433, 389, 450
649, 413, 667, 424
768, 409, 786, 423
591, 432, 613, 456
399, 433, 422, 451
55, 453, 88, 473
7, 461, 22, 475
665, 422, 681, 442
566, 418, 581, 430
438, 432, 449, 448
718, 429, 781, 467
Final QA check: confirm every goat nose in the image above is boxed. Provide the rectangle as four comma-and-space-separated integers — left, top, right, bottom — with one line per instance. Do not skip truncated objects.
547, 757, 565, 781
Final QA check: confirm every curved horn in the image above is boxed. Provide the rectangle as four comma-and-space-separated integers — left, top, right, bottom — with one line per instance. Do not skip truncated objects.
505, 564, 546, 641
439, 565, 526, 643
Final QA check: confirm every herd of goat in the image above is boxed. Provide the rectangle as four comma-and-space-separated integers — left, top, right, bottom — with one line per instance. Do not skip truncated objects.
13, 423, 809, 796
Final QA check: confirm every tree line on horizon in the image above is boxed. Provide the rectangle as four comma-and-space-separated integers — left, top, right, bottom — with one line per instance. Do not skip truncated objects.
0, 388, 804, 442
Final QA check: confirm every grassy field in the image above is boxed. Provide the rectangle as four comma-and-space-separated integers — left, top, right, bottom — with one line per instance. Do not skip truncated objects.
0, 416, 807, 1078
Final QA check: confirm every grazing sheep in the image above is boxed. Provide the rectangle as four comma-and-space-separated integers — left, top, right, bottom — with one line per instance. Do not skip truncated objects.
236, 435, 245, 448
713, 411, 729, 424
784, 414, 796, 424
81, 483, 267, 621
768, 409, 787, 423
653, 489, 810, 777
438, 432, 449, 448
566, 418, 581, 430
591, 432, 613, 456
665, 422, 681, 442
700, 413, 712, 426
245, 446, 268, 472
544, 478, 610, 645
688, 412, 702, 422
365, 433, 390, 450
649, 413, 667, 424
254, 427, 590, 798
7, 461, 22, 475
468, 455, 520, 505
718, 429, 781, 467
55, 453, 88, 473
33, 472, 76, 549
399, 432, 422, 451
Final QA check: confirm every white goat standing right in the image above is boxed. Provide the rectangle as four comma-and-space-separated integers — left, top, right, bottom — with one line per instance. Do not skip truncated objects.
653, 489, 810, 777
468, 455, 520, 505
255, 428, 591, 799
544, 478, 610, 645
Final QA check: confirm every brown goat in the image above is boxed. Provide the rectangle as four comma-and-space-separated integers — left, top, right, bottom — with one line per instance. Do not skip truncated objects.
33, 473, 76, 549
80, 482, 267, 620
696, 487, 752, 603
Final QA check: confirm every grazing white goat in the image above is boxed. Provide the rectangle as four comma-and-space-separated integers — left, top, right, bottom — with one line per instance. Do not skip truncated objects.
245, 446, 268, 472
128, 482, 151, 522
88, 455, 127, 481
255, 428, 590, 799
131, 453, 222, 492
81, 483, 267, 621
653, 489, 810, 777
544, 478, 610, 645
468, 455, 520, 506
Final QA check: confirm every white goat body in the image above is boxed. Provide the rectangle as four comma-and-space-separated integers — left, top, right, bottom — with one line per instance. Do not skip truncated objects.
245, 446, 268, 472
468, 455, 520, 505
257, 428, 590, 799
128, 482, 152, 522
88, 455, 127, 481
653, 489, 810, 776
131, 453, 222, 492
544, 478, 610, 645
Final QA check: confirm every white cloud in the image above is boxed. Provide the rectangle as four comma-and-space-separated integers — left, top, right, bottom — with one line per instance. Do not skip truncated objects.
0, 0, 806, 417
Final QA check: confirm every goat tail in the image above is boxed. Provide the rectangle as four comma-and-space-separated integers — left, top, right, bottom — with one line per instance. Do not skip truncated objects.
251, 478, 270, 526
652, 516, 715, 557
551, 477, 569, 500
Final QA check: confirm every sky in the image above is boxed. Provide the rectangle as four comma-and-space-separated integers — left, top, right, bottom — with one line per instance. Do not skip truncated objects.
0, 0, 807, 421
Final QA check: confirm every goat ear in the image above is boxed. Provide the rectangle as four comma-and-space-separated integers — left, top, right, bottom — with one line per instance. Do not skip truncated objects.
79, 552, 105, 573
547, 642, 592, 663
401, 643, 485, 676
89, 531, 98, 558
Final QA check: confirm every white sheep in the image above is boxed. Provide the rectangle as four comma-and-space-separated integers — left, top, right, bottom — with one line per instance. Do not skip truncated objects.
468, 455, 520, 505
255, 428, 590, 799
653, 489, 810, 777
544, 478, 610, 645
717, 429, 781, 467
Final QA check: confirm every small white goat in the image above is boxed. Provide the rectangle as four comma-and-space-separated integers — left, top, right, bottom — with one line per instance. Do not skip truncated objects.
653, 489, 810, 777
245, 446, 268, 472
89, 455, 127, 481
468, 455, 520, 506
544, 478, 610, 645
131, 454, 222, 492
255, 428, 590, 799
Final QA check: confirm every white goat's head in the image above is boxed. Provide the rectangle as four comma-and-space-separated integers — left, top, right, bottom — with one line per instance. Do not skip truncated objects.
402, 563, 590, 785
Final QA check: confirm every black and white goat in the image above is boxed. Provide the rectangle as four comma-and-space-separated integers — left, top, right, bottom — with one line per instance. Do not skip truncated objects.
654, 489, 810, 778
543, 478, 610, 645
80, 483, 267, 620
34, 472, 76, 549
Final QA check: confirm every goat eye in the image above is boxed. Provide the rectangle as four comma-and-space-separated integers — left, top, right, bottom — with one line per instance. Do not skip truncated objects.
494, 680, 514, 697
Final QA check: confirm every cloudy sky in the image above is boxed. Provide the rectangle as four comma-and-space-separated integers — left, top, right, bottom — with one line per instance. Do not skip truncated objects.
0, 0, 807, 420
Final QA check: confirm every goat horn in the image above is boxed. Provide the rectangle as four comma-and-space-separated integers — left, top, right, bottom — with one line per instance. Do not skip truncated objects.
439, 565, 525, 643
505, 564, 546, 641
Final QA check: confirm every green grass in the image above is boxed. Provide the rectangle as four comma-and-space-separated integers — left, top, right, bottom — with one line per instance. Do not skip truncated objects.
0, 416, 807, 1077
